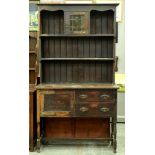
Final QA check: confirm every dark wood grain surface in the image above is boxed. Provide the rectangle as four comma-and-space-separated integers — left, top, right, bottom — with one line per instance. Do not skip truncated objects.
29, 90, 36, 152
43, 118, 110, 139
29, 31, 38, 151
41, 37, 113, 58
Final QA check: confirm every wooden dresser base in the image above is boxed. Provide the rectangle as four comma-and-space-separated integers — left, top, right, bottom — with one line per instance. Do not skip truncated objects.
36, 85, 118, 153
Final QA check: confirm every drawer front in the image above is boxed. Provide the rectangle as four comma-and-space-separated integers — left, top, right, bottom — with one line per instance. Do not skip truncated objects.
40, 90, 74, 117
77, 90, 115, 102
75, 102, 115, 117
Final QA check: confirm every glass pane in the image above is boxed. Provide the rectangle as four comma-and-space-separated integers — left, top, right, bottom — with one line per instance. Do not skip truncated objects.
70, 15, 85, 32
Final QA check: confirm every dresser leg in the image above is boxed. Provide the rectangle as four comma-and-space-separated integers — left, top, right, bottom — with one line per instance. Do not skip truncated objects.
37, 122, 40, 153
37, 138, 40, 153
113, 139, 117, 153
111, 117, 114, 146
29, 93, 34, 152
112, 117, 117, 153
29, 138, 34, 152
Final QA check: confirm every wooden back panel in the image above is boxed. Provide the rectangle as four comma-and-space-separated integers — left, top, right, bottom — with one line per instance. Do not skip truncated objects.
41, 37, 113, 58
43, 118, 110, 138
90, 10, 114, 34
41, 61, 113, 83
41, 10, 64, 34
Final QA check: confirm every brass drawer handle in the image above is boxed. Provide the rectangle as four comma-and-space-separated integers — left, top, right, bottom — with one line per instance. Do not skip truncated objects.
100, 94, 110, 99
100, 107, 109, 112
80, 107, 89, 112
79, 94, 88, 99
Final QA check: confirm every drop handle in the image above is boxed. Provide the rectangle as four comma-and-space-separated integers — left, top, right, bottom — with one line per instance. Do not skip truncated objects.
80, 107, 89, 112
100, 107, 109, 112
79, 94, 88, 99
100, 94, 110, 99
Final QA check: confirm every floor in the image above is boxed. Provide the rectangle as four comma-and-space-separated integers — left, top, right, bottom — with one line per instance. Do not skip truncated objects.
30, 123, 125, 155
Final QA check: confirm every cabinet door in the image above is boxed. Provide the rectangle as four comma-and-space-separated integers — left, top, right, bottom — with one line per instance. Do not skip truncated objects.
38, 90, 74, 117
64, 12, 89, 34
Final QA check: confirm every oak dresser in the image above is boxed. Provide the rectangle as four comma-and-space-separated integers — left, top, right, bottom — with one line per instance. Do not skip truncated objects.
36, 3, 119, 153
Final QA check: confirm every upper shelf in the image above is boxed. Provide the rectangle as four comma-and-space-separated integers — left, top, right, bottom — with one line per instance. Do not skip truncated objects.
40, 34, 115, 37
40, 58, 115, 61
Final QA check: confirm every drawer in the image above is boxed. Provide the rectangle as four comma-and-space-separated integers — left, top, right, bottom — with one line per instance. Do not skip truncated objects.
76, 90, 115, 102
39, 90, 74, 117
75, 102, 115, 117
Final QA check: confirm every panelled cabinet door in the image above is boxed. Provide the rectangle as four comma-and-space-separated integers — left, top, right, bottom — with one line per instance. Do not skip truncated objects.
64, 12, 89, 34
39, 90, 74, 117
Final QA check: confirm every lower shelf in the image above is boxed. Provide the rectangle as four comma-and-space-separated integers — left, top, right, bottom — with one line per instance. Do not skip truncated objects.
42, 118, 110, 139
41, 138, 112, 145
37, 118, 117, 153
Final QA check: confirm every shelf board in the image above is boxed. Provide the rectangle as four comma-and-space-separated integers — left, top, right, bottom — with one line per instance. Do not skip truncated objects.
40, 58, 114, 61
37, 3, 119, 6
40, 34, 115, 37
36, 84, 119, 90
